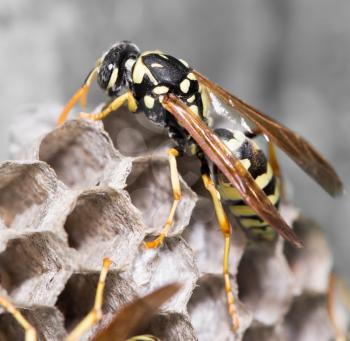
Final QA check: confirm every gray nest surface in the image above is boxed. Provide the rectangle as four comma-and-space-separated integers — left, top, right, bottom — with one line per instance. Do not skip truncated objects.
0, 104, 347, 340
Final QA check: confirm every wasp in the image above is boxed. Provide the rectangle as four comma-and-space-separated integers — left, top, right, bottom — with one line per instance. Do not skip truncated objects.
0, 258, 179, 341
57, 40, 343, 331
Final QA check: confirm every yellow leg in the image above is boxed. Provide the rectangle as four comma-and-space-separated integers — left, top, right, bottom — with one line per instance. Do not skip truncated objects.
65, 258, 112, 341
57, 67, 99, 126
202, 173, 240, 331
145, 148, 181, 249
0, 296, 37, 341
80, 91, 137, 121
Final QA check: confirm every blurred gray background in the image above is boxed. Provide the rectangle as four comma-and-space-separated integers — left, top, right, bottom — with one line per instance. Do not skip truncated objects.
0, 0, 349, 282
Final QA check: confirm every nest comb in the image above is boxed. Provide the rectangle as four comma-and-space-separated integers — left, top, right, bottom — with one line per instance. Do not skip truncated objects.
0, 104, 347, 340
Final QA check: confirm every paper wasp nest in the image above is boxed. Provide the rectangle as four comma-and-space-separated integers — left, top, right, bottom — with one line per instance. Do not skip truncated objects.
0, 104, 347, 340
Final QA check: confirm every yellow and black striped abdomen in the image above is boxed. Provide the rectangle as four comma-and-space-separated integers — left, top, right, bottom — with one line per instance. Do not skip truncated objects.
213, 129, 280, 241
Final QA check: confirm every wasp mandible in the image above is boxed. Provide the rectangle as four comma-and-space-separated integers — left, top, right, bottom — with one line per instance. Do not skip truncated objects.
58, 41, 343, 331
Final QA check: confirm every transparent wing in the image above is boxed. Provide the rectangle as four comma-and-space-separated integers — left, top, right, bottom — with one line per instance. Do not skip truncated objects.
92, 284, 180, 341
163, 94, 302, 248
194, 70, 343, 197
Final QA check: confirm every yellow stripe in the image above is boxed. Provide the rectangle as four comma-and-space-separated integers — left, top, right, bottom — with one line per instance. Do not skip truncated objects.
250, 227, 275, 240
255, 164, 273, 189
230, 205, 256, 217
240, 158, 251, 170
268, 181, 280, 205
128, 336, 159, 341
218, 182, 241, 201
200, 87, 210, 118
107, 68, 119, 90
238, 218, 268, 228
133, 57, 158, 85
151, 63, 163, 68
152, 85, 169, 95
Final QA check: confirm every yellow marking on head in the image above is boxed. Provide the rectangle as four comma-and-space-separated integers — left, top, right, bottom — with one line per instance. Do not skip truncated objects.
187, 95, 196, 103
187, 72, 196, 80
180, 78, 191, 93
133, 57, 158, 85
255, 164, 273, 190
159, 53, 169, 60
153, 85, 169, 95
189, 104, 199, 115
151, 63, 164, 68
144, 95, 155, 109
107, 67, 119, 90
125, 58, 136, 71
179, 59, 189, 67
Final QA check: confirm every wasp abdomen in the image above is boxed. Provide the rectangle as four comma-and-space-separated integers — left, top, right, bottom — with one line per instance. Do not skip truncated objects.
213, 129, 280, 241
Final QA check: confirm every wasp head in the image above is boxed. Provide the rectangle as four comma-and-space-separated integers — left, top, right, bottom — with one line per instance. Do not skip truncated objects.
97, 41, 139, 96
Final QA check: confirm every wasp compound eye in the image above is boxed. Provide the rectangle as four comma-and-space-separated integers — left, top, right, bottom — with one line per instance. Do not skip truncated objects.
97, 41, 139, 96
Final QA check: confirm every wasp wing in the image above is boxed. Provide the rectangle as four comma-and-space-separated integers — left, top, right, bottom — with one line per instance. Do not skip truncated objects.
92, 284, 180, 341
163, 94, 302, 248
193, 70, 343, 197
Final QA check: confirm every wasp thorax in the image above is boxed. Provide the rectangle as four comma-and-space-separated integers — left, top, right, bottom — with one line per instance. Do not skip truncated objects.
97, 41, 139, 96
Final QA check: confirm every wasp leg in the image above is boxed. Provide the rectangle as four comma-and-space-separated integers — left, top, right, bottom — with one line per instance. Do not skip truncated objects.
65, 258, 112, 341
57, 67, 99, 126
0, 296, 37, 341
202, 173, 240, 331
145, 148, 181, 249
80, 91, 137, 121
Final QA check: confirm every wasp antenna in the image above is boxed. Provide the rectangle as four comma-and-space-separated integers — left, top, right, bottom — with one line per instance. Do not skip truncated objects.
57, 66, 99, 126
80, 67, 99, 110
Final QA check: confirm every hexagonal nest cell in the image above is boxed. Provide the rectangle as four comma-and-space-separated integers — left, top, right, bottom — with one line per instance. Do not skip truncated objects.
38, 120, 131, 190
0, 231, 75, 306
63, 187, 145, 270
0, 305, 66, 341
0, 162, 56, 231
126, 155, 197, 238
0, 104, 347, 340
56, 270, 136, 332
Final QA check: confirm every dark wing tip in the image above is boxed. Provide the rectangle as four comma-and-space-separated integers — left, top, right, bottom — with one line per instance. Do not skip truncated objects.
329, 179, 344, 198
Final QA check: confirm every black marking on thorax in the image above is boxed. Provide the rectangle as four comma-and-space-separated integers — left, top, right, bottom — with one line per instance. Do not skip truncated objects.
130, 51, 204, 151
